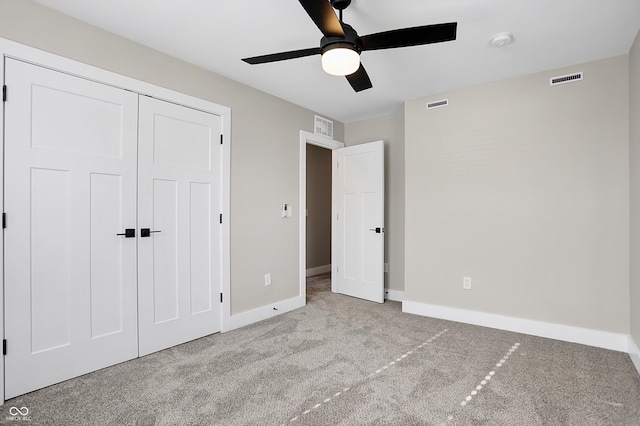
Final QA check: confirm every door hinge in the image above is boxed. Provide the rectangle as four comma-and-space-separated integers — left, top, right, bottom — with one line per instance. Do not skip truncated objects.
2, 85, 6, 102
219, 214, 222, 224
3, 340, 6, 356
220, 134, 223, 145
2, 213, 6, 229
220, 293, 223, 303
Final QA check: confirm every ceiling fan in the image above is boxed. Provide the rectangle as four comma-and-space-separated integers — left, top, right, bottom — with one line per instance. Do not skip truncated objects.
242, 0, 457, 92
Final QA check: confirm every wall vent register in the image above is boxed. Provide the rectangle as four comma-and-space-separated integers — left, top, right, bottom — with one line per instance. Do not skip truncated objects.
427, 99, 448, 109
550, 72, 583, 86
314, 115, 334, 139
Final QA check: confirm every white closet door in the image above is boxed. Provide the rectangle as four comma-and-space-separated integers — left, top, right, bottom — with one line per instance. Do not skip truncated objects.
4, 59, 139, 399
137, 96, 222, 356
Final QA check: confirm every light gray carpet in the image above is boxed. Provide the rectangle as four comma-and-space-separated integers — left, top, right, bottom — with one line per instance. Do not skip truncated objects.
2, 273, 640, 425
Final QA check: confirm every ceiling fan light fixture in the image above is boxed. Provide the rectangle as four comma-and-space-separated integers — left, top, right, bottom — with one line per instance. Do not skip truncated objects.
321, 43, 360, 76
242, 0, 458, 93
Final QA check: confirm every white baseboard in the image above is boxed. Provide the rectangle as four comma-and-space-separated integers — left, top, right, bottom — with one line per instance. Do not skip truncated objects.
306, 264, 331, 277
402, 300, 629, 352
385, 289, 404, 302
630, 336, 640, 377
222, 295, 304, 332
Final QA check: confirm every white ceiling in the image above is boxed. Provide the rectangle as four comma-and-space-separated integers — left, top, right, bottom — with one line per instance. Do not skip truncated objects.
34, 0, 640, 123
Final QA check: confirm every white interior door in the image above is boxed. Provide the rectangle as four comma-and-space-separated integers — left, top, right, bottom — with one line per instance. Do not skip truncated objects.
137, 96, 223, 356
3, 58, 139, 399
332, 140, 385, 303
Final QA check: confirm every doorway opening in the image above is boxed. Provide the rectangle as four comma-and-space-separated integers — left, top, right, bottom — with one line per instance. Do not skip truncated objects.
299, 131, 385, 305
304, 144, 332, 301
298, 131, 344, 304
305, 143, 332, 297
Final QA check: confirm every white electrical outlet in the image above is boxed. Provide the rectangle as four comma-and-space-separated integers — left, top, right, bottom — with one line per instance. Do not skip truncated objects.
463, 276, 472, 290
265, 273, 272, 286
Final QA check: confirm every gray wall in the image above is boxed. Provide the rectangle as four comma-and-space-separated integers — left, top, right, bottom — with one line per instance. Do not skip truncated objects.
405, 56, 630, 333
345, 113, 405, 293
306, 144, 332, 270
631, 30, 640, 345
0, 0, 345, 316
2, 0, 638, 342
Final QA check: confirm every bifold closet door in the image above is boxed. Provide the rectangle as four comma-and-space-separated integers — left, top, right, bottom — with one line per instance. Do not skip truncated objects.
4, 59, 139, 399
137, 96, 223, 356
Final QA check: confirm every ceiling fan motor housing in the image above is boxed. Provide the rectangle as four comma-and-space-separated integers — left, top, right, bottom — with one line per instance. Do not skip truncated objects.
320, 23, 362, 55
330, 0, 351, 11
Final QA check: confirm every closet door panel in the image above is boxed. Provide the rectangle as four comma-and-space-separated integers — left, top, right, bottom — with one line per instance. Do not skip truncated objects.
190, 182, 213, 315
4, 59, 139, 399
30, 168, 72, 354
138, 95, 222, 356
152, 178, 179, 323
90, 173, 126, 338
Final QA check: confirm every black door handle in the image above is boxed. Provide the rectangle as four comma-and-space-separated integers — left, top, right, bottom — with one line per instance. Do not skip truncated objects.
368, 227, 384, 233
116, 228, 136, 238
141, 228, 161, 237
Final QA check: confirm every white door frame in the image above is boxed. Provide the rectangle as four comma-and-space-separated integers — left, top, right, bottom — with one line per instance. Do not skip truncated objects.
299, 131, 344, 304
0, 38, 232, 403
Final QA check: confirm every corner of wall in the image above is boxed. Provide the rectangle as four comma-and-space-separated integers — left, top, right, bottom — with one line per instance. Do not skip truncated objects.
629, 336, 640, 378
630, 26, 640, 363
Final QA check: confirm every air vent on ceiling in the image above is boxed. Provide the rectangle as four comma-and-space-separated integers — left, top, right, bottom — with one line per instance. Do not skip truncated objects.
550, 72, 583, 86
314, 115, 333, 139
427, 99, 448, 109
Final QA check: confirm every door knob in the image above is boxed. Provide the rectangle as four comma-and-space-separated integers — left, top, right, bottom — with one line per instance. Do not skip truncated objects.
116, 228, 135, 238
369, 227, 384, 233
140, 228, 161, 237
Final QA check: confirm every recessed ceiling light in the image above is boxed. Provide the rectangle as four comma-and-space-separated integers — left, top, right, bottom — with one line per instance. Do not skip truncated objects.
490, 32, 514, 48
